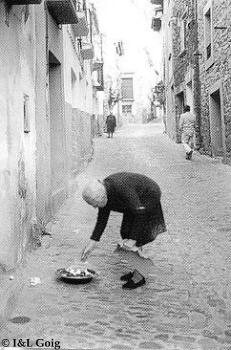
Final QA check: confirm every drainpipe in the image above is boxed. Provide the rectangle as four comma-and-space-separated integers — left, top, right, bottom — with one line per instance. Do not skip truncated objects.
89, 8, 93, 43
45, 1, 49, 78
192, 0, 201, 149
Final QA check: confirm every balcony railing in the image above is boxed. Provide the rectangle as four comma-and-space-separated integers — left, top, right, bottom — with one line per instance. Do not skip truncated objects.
151, 0, 163, 5
151, 17, 161, 31
76, 0, 86, 13
8, 0, 42, 4
47, 0, 78, 25
154, 5, 163, 16
78, 40, 94, 60
72, 0, 89, 37
92, 62, 104, 91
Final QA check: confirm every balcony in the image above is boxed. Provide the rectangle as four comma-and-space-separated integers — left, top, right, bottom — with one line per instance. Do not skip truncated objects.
92, 62, 104, 91
151, 17, 161, 31
72, 1, 88, 37
154, 5, 163, 15
8, 0, 42, 4
151, 0, 163, 5
47, 0, 78, 25
80, 42, 94, 60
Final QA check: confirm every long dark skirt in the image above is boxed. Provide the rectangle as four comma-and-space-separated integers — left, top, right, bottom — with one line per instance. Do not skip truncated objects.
106, 124, 115, 133
120, 202, 166, 247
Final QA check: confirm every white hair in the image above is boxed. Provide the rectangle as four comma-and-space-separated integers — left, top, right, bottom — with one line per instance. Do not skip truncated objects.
82, 179, 107, 208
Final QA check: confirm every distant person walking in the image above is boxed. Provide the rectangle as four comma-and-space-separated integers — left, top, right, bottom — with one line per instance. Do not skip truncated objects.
179, 105, 196, 160
105, 112, 116, 138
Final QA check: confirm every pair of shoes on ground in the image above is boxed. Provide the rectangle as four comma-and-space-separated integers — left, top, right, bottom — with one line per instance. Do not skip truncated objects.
186, 150, 193, 160
120, 270, 146, 289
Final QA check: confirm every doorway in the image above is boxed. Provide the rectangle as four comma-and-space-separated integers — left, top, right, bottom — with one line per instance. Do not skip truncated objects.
209, 89, 224, 157
186, 81, 193, 111
49, 51, 65, 194
176, 91, 185, 142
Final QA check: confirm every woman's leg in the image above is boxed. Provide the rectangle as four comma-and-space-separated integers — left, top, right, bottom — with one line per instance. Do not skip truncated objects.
188, 135, 194, 159
182, 133, 192, 158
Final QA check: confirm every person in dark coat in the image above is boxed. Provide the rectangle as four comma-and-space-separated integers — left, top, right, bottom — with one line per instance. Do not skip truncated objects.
105, 113, 116, 138
81, 172, 167, 289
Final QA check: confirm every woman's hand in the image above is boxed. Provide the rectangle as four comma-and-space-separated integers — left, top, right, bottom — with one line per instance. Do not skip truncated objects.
81, 239, 97, 261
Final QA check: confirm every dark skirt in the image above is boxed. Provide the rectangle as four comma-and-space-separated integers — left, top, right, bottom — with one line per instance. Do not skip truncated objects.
106, 124, 115, 133
120, 202, 166, 247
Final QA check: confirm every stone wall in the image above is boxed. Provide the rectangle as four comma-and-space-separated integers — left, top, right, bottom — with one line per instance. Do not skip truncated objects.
197, 0, 231, 159
163, 0, 195, 141
72, 109, 93, 175
63, 25, 94, 182
164, 0, 231, 161
172, 0, 195, 86
166, 0, 198, 142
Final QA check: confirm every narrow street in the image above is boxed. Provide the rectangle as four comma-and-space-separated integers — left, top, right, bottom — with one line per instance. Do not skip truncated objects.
2, 122, 231, 350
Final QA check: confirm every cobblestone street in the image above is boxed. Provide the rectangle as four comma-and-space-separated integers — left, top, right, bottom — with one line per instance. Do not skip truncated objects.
2, 122, 231, 350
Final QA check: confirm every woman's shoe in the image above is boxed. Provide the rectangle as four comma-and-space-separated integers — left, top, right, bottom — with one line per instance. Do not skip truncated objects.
120, 271, 134, 281
122, 277, 146, 289
186, 150, 193, 160
188, 150, 193, 160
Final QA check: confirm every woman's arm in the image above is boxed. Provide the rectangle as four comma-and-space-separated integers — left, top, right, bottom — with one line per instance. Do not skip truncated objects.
81, 207, 110, 261
81, 239, 98, 261
90, 207, 111, 241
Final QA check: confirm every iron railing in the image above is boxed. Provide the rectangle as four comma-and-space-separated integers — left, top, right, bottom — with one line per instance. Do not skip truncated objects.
77, 38, 83, 50
77, 0, 87, 14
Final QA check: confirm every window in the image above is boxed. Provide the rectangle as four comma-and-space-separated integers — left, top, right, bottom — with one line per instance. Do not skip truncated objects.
179, 12, 187, 54
205, 8, 212, 59
23, 94, 30, 133
180, 18, 187, 52
203, 0, 213, 67
121, 78, 134, 100
122, 105, 132, 114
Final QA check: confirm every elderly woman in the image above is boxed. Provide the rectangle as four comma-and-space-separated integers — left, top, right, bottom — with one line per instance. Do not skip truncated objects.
105, 113, 116, 138
81, 172, 166, 289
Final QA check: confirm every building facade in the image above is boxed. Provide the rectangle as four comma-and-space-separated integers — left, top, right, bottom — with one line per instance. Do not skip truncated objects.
0, 0, 102, 270
119, 70, 157, 124
120, 72, 135, 123
157, 0, 231, 162
197, 0, 231, 160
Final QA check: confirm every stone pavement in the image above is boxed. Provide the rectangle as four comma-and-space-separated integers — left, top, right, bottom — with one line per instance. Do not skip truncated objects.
2, 122, 231, 350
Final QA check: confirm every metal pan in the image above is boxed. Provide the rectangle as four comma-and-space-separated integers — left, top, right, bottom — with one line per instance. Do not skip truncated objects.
56, 268, 95, 284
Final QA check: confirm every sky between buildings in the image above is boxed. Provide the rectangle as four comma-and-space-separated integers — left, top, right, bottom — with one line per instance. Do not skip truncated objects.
92, 0, 163, 98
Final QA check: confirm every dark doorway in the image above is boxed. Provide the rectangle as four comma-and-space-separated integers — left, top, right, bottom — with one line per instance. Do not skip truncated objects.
209, 89, 223, 156
176, 92, 185, 143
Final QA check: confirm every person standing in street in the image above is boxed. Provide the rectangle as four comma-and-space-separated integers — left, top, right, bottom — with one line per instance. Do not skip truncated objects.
105, 112, 116, 138
179, 105, 196, 160
80, 172, 167, 290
